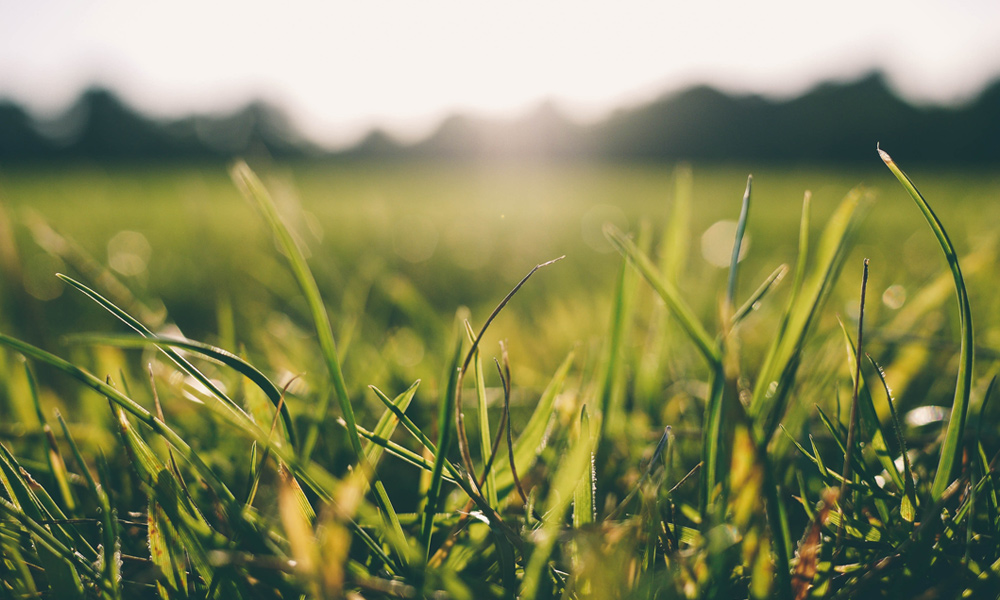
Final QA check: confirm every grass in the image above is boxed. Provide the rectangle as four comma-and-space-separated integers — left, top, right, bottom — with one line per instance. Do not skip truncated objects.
1, 155, 1000, 598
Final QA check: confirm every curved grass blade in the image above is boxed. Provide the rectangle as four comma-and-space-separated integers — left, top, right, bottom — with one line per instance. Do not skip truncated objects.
57, 274, 260, 439
67, 332, 296, 448
879, 146, 974, 501
492, 350, 576, 496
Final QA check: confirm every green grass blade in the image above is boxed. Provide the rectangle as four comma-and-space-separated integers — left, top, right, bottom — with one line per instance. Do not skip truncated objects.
350, 421, 457, 483
596, 256, 633, 438
93, 454, 123, 600
605, 223, 720, 366
23, 360, 77, 513
231, 162, 409, 563
749, 186, 869, 440
837, 320, 905, 492
520, 421, 595, 598
364, 380, 420, 468
732, 264, 788, 326
466, 326, 499, 509
421, 334, 462, 558
68, 332, 297, 448
230, 162, 359, 459
879, 146, 974, 501
867, 354, 917, 522
369, 385, 440, 458
0, 446, 86, 598
148, 498, 188, 598
726, 175, 752, 308
573, 406, 596, 529
493, 350, 576, 496
57, 274, 258, 434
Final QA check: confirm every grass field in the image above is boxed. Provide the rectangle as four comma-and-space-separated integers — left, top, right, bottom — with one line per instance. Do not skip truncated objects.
1, 157, 1000, 598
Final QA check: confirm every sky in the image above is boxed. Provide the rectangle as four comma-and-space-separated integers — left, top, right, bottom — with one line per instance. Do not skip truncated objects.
2, 0, 1000, 148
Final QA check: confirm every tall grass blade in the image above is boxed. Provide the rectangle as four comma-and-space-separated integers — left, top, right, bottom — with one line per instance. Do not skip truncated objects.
23, 360, 76, 513
573, 406, 596, 528
421, 335, 462, 558
596, 256, 633, 438
726, 175, 752, 309
230, 162, 359, 459
749, 187, 869, 440
879, 146, 974, 501
605, 223, 720, 365
230, 162, 408, 561
464, 322, 499, 508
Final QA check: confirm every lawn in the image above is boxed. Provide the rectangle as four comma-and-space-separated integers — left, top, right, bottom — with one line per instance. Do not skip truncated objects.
1, 156, 999, 598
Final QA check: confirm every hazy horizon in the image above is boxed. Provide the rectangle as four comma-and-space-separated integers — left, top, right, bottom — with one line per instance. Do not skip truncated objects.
4, 1, 1000, 149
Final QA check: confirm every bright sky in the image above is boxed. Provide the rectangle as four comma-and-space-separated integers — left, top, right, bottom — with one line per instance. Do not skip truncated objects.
2, 0, 1000, 148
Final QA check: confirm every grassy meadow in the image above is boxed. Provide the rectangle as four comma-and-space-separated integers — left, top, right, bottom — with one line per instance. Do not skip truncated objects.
1, 156, 1000, 598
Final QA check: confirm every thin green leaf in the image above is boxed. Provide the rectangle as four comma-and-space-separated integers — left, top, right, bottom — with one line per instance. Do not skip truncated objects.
726, 175, 752, 308
867, 354, 917, 523
750, 186, 869, 440
422, 334, 462, 558
520, 423, 595, 598
604, 223, 720, 365
67, 332, 296, 447
879, 146, 974, 501
573, 406, 596, 529
0, 446, 86, 598
732, 264, 788, 326
24, 360, 77, 514
493, 350, 576, 497
365, 380, 420, 468
837, 319, 905, 492
230, 162, 357, 461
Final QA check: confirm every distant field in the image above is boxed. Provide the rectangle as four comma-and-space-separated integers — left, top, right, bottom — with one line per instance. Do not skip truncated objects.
2, 161, 998, 372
